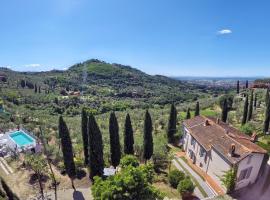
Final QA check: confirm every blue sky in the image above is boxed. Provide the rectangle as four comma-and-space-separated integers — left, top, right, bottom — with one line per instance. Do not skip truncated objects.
1, 0, 270, 76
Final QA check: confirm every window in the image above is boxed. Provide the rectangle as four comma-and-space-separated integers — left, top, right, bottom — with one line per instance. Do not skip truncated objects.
238, 167, 253, 181
199, 147, 205, 157
247, 155, 253, 165
191, 137, 196, 147
204, 154, 208, 163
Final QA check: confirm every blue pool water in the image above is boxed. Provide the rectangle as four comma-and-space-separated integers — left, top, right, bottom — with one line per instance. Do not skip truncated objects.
10, 131, 35, 147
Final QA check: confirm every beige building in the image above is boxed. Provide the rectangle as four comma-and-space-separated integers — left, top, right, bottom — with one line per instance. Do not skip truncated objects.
182, 116, 267, 192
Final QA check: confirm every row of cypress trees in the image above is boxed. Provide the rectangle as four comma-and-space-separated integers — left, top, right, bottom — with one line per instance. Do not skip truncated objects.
81, 108, 154, 180
239, 88, 270, 134
242, 90, 255, 125
167, 102, 200, 143
236, 80, 249, 94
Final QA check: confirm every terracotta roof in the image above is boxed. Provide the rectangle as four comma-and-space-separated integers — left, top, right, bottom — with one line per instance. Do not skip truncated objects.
183, 116, 266, 164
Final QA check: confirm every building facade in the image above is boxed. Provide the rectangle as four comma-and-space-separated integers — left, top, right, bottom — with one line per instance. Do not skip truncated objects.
182, 116, 266, 192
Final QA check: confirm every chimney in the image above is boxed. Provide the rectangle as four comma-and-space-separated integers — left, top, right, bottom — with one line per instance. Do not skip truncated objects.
250, 132, 258, 142
229, 144, 236, 157
216, 118, 220, 124
204, 120, 210, 126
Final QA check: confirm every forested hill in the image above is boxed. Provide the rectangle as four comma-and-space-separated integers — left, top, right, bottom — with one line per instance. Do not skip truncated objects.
0, 59, 213, 106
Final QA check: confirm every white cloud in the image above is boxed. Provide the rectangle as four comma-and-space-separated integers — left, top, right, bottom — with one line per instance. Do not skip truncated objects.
24, 64, 41, 68
217, 29, 232, 35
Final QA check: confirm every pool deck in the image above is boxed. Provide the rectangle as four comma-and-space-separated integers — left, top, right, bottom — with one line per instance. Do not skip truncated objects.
0, 128, 37, 155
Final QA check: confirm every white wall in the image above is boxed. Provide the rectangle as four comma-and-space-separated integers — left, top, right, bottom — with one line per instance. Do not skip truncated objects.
207, 148, 232, 191
183, 128, 209, 172
235, 153, 265, 190
194, 144, 209, 172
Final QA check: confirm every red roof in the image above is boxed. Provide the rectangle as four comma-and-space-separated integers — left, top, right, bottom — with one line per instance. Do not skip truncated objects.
183, 116, 266, 164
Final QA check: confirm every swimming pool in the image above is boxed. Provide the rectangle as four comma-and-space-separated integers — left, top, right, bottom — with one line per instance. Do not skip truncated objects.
9, 131, 35, 147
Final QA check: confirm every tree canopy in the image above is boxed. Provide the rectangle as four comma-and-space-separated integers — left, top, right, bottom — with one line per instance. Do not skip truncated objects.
92, 157, 163, 200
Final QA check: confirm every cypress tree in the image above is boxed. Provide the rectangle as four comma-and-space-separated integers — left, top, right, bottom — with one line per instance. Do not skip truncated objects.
143, 110, 153, 162
246, 80, 249, 89
186, 108, 191, 119
109, 112, 121, 168
247, 90, 254, 121
38, 86, 41, 93
58, 116, 76, 190
265, 88, 269, 103
242, 96, 249, 125
221, 99, 228, 123
263, 89, 270, 133
81, 108, 89, 165
20, 80, 25, 88
88, 114, 104, 180
167, 103, 177, 143
195, 101, 200, 116
254, 93, 257, 109
237, 80, 240, 94
34, 84, 37, 93
124, 113, 134, 155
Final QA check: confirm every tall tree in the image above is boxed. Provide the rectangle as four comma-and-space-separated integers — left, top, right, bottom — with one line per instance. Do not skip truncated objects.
109, 112, 121, 168
88, 114, 104, 180
186, 108, 191, 119
167, 103, 177, 143
20, 80, 25, 88
221, 99, 228, 123
34, 84, 38, 93
263, 89, 270, 133
242, 96, 249, 125
58, 116, 76, 190
195, 101, 200, 116
246, 80, 249, 89
254, 93, 257, 109
81, 108, 89, 165
237, 80, 240, 94
124, 113, 134, 155
247, 90, 254, 121
143, 110, 153, 162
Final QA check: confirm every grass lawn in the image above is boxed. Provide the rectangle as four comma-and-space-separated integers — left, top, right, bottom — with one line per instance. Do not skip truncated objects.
153, 182, 180, 199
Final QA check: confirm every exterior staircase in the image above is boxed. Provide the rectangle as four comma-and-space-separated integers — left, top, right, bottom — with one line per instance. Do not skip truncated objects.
0, 157, 13, 175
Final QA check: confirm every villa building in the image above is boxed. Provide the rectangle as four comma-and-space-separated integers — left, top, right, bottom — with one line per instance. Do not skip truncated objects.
182, 116, 267, 192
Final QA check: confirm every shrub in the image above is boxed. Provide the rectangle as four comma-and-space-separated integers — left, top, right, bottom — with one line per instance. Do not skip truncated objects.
177, 178, 195, 196
240, 123, 255, 136
168, 169, 185, 188
92, 164, 163, 200
120, 155, 139, 168
221, 168, 237, 193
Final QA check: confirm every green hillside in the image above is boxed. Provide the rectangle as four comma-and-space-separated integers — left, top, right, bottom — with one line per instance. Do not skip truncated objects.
0, 59, 217, 109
